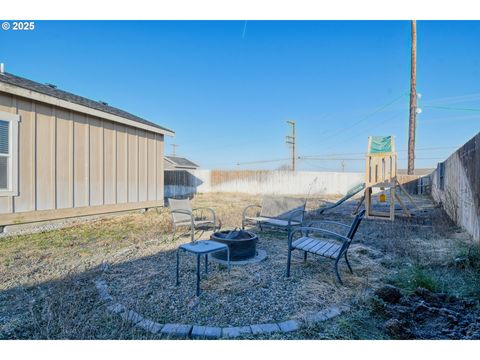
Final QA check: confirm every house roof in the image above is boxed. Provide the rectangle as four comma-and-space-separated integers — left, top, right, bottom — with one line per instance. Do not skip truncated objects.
0, 72, 174, 135
397, 168, 435, 176
165, 156, 199, 168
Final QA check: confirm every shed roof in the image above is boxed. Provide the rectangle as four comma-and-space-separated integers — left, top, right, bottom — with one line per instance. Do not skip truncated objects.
0, 72, 174, 135
165, 156, 199, 169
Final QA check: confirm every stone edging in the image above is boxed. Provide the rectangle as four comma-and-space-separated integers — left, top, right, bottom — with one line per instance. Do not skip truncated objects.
94, 278, 350, 339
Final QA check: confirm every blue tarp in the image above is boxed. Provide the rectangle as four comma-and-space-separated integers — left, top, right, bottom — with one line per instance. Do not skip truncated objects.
370, 136, 393, 154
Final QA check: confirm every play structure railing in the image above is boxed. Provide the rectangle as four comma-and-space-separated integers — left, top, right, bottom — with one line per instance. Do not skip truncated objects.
365, 153, 397, 187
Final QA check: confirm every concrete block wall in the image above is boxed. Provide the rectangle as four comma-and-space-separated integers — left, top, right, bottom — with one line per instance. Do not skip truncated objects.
431, 132, 480, 242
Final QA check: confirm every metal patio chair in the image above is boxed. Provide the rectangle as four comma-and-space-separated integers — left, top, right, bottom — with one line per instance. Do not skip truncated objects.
168, 198, 221, 241
286, 210, 365, 284
242, 195, 306, 237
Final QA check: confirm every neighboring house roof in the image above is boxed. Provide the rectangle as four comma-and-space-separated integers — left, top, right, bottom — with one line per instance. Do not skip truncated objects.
165, 156, 199, 169
398, 168, 435, 176
0, 72, 174, 136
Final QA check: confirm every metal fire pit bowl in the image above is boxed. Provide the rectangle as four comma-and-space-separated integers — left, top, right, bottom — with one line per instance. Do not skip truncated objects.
210, 229, 258, 261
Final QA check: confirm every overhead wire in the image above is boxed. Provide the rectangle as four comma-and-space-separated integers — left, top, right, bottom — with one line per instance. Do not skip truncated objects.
423, 105, 480, 112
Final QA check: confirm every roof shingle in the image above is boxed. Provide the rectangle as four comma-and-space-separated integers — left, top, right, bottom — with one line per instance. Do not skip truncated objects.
165, 156, 199, 168
0, 72, 173, 134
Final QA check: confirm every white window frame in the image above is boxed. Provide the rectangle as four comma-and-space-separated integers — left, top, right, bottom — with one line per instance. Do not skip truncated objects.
0, 111, 20, 196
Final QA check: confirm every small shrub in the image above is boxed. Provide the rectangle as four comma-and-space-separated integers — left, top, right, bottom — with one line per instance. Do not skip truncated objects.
388, 265, 440, 293
369, 295, 387, 315
454, 244, 480, 271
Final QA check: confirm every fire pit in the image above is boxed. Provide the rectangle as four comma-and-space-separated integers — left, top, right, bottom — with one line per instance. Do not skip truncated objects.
210, 229, 258, 261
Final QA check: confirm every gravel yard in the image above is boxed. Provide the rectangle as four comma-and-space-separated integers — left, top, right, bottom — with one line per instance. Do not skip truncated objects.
0, 192, 478, 339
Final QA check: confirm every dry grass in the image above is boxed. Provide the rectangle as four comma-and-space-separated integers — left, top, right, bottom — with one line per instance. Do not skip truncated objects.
0, 192, 477, 339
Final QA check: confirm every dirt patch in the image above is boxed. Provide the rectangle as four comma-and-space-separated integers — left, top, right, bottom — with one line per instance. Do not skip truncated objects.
374, 285, 480, 339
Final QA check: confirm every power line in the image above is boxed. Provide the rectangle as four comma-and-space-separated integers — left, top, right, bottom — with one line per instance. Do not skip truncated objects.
300, 92, 409, 155
300, 145, 458, 159
236, 146, 457, 167
236, 158, 290, 166
424, 105, 480, 112
322, 93, 409, 142
322, 109, 405, 151
299, 156, 445, 161
422, 92, 480, 105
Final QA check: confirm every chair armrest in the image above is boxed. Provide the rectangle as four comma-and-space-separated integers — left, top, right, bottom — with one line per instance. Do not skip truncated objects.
193, 207, 217, 226
288, 226, 350, 248
306, 220, 351, 230
287, 208, 305, 226
242, 204, 262, 220
170, 209, 194, 229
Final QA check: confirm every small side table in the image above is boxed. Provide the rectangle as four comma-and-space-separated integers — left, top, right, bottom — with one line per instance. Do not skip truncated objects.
176, 240, 230, 296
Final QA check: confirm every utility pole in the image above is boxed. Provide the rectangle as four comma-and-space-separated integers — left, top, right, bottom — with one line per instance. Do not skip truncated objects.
341, 160, 346, 172
408, 20, 417, 175
285, 120, 296, 171
171, 144, 179, 156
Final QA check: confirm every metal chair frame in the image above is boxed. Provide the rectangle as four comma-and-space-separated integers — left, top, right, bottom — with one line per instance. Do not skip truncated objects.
286, 210, 365, 284
242, 200, 306, 238
169, 198, 220, 242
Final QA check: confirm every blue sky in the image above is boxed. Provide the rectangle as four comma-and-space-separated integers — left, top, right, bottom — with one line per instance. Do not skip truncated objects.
1, 20, 479, 171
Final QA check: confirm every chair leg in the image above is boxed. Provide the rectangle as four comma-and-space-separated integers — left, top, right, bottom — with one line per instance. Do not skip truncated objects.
344, 253, 353, 274
172, 226, 176, 242
286, 248, 292, 277
334, 258, 344, 285
303, 251, 308, 262
205, 254, 208, 274
176, 249, 180, 286
196, 254, 201, 296
227, 247, 231, 274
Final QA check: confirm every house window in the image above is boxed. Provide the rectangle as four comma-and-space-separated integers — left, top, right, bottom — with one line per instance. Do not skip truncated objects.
0, 111, 20, 196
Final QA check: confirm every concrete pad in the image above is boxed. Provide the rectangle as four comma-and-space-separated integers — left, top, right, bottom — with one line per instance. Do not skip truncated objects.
209, 249, 267, 266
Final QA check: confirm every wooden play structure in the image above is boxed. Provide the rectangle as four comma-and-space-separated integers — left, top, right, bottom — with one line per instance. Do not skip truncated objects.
358, 136, 418, 221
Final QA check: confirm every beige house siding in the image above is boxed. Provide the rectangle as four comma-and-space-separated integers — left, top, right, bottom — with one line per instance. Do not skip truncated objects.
0, 91, 165, 226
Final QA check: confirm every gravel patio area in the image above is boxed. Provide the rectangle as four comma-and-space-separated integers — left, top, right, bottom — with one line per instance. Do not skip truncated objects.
1, 192, 476, 339
98, 193, 435, 328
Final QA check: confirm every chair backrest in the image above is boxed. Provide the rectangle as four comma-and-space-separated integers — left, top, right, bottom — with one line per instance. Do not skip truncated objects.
260, 195, 306, 221
168, 198, 193, 224
346, 209, 365, 241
